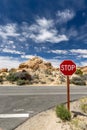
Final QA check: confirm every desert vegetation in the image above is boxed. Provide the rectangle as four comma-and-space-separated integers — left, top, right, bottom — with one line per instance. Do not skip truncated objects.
6, 70, 32, 85
56, 104, 71, 121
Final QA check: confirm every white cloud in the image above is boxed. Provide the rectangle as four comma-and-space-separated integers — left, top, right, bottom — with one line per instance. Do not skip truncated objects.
36, 17, 53, 28
0, 23, 26, 55
0, 18, 69, 57
21, 55, 37, 59
81, 55, 87, 58
50, 49, 87, 58
0, 23, 20, 39
70, 49, 87, 55
29, 17, 68, 43
2, 48, 23, 54
49, 49, 67, 54
0, 56, 21, 69
57, 9, 75, 23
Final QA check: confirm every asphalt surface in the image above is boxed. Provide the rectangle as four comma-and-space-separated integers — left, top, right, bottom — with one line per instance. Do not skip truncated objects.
0, 86, 86, 130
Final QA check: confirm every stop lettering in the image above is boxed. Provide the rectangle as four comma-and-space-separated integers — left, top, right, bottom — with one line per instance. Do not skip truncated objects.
60, 65, 76, 71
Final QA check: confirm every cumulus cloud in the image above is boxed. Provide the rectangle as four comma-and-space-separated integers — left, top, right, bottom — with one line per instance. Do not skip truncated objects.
0, 56, 21, 69
29, 17, 68, 43
56, 9, 75, 23
0, 17, 69, 57
70, 49, 87, 59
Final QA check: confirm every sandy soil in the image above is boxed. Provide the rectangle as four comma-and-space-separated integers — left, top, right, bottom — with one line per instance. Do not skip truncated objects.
15, 97, 87, 130
0, 82, 78, 87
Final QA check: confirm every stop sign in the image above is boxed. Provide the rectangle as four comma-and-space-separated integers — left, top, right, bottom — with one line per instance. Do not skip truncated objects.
60, 60, 76, 75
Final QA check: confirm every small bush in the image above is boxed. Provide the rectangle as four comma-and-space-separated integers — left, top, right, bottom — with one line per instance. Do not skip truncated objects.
17, 79, 31, 85
81, 74, 87, 80
0, 76, 3, 84
14, 71, 32, 80
56, 104, 71, 121
7, 71, 32, 83
6, 73, 18, 82
75, 69, 83, 76
70, 77, 86, 85
81, 104, 87, 113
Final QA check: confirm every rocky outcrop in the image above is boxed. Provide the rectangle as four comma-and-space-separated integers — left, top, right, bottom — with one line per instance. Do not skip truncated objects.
17, 57, 62, 85
19, 57, 53, 71
19, 57, 43, 69
0, 68, 8, 73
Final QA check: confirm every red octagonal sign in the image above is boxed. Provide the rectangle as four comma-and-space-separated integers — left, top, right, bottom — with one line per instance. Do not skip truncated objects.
60, 60, 76, 76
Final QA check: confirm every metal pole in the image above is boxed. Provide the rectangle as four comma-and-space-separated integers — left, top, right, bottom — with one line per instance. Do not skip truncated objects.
67, 75, 70, 111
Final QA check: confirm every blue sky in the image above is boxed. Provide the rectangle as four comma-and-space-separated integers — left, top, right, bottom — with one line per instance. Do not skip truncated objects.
0, 0, 87, 68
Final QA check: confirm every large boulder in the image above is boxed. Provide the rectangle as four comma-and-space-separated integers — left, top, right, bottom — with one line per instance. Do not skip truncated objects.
19, 57, 43, 70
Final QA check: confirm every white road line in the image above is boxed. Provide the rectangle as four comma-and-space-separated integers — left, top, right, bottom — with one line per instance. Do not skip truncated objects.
0, 113, 29, 118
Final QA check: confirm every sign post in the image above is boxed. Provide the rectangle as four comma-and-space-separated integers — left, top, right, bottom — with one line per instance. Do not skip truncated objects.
67, 75, 70, 111
60, 60, 76, 111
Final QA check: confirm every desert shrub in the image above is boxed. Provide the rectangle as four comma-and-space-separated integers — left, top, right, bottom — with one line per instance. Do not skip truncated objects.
70, 77, 86, 85
81, 74, 87, 80
14, 71, 32, 80
59, 75, 66, 83
75, 69, 83, 76
56, 104, 71, 121
7, 71, 32, 84
0, 76, 3, 84
81, 104, 87, 113
6, 72, 18, 82
17, 79, 31, 85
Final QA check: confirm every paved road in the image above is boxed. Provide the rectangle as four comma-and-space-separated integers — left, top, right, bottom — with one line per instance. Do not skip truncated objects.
0, 86, 86, 130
